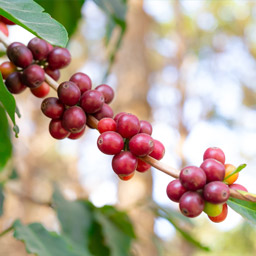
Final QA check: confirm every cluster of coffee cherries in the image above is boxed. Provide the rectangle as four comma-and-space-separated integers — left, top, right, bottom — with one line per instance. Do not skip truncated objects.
96, 113, 165, 180
166, 147, 247, 223
41, 73, 115, 140
0, 34, 70, 98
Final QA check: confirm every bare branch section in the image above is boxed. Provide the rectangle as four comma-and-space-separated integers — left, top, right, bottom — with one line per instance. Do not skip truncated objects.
1, 30, 256, 203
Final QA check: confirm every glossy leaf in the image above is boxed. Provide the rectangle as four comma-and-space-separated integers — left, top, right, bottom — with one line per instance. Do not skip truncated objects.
0, 0, 68, 47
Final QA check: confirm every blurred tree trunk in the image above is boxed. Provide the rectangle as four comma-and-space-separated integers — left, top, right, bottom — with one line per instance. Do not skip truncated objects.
112, 1, 157, 255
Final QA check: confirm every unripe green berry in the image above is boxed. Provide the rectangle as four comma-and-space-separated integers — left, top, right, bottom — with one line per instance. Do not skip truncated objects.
203, 201, 223, 217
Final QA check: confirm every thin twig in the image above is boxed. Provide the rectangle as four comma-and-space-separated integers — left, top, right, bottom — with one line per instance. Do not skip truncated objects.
0, 225, 14, 238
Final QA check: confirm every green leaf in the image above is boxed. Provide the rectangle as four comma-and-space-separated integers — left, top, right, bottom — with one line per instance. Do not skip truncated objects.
228, 197, 256, 225
34, 0, 86, 37
0, 0, 68, 47
0, 74, 19, 137
13, 220, 82, 256
0, 183, 4, 216
224, 164, 246, 182
0, 105, 12, 170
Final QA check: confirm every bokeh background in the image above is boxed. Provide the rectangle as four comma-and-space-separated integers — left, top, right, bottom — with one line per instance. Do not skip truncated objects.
1, 0, 256, 255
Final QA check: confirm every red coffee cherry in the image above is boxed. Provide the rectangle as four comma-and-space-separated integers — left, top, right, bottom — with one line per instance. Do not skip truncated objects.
139, 120, 152, 135
97, 131, 124, 155
41, 97, 64, 119
203, 181, 230, 204
166, 179, 187, 202
179, 166, 206, 191
136, 159, 151, 173
116, 113, 140, 138
229, 183, 248, 192
93, 103, 113, 120
208, 203, 228, 223
200, 159, 225, 182
118, 172, 135, 181
47, 47, 71, 70
57, 81, 81, 106
22, 64, 45, 88
70, 72, 92, 94
114, 112, 126, 122
68, 127, 86, 140
62, 106, 86, 133
97, 118, 116, 134
179, 191, 205, 218
7, 43, 33, 68
129, 133, 154, 157
0, 16, 15, 25
95, 84, 114, 104
203, 147, 225, 165
30, 81, 50, 98
149, 140, 165, 160
80, 90, 104, 113
112, 151, 138, 176
49, 119, 70, 140
0, 21, 8, 36
0, 61, 16, 79
27, 37, 49, 61
5, 72, 26, 94
44, 67, 60, 81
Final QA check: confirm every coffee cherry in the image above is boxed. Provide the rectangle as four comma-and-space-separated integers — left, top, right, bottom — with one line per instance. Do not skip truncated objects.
203, 181, 230, 204
203, 147, 225, 165
70, 72, 92, 94
62, 106, 86, 133
179, 191, 204, 218
112, 151, 138, 176
93, 103, 113, 120
80, 90, 104, 113
139, 120, 152, 135
27, 37, 49, 60
44, 67, 60, 81
47, 47, 71, 70
49, 119, 70, 139
30, 81, 50, 98
5, 72, 26, 94
7, 43, 33, 68
166, 179, 187, 202
149, 140, 165, 160
136, 159, 151, 173
229, 183, 248, 192
0, 61, 16, 79
57, 81, 81, 106
68, 127, 86, 140
97, 118, 116, 134
118, 172, 135, 181
97, 131, 124, 155
46, 42, 53, 52
0, 16, 15, 25
95, 84, 114, 104
129, 133, 154, 157
116, 113, 140, 138
200, 159, 225, 182
208, 203, 228, 223
22, 64, 45, 88
224, 164, 238, 185
179, 166, 206, 191
0, 21, 8, 36
114, 112, 126, 122
204, 201, 223, 217
41, 97, 64, 119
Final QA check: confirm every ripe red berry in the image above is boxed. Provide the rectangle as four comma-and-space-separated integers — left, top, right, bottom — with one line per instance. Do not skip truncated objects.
0, 61, 16, 79
41, 97, 64, 119
95, 84, 114, 104
69, 72, 92, 94
149, 140, 165, 160
7, 43, 33, 68
68, 127, 86, 140
97, 131, 124, 155
118, 172, 135, 181
129, 133, 154, 157
44, 67, 60, 81
0, 16, 15, 25
5, 72, 26, 94
200, 159, 225, 182
229, 183, 248, 192
166, 179, 187, 202
22, 64, 45, 88
30, 81, 50, 98
116, 113, 140, 138
139, 120, 152, 135
114, 112, 126, 122
136, 159, 151, 173
62, 106, 86, 133
203, 181, 230, 204
179, 191, 204, 218
49, 119, 70, 140
112, 151, 138, 175
80, 90, 104, 113
47, 47, 71, 70
203, 147, 225, 165
93, 103, 114, 120
27, 37, 49, 60
97, 118, 116, 133
208, 203, 228, 223
179, 166, 206, 191
0, 21, 8, 36
57, 81, 81, 106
